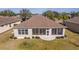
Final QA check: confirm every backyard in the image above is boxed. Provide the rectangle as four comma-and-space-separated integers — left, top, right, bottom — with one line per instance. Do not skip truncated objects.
0, 29, 79, 50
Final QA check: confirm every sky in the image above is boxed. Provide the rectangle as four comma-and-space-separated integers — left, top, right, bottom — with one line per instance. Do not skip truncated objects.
0, 8, 79, 14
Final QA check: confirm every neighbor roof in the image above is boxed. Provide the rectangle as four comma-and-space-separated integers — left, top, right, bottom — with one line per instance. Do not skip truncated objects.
0, 16, 21, 26
14, 15, 66, 29
66, 17, 79, 24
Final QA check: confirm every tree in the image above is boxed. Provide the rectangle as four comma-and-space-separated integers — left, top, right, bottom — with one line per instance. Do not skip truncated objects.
42, 10, 71, 21
70, 12, 79, 18
42, 10, 55, 20
75, 11, 79, 17
0, 10, 16, 16
52, 11, 59, 18
20, 9, 32, 21
60, 12, 70, 20
42, 10, 60, 20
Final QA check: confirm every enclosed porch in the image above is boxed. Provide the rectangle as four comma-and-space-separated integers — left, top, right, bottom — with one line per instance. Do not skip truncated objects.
14, 28, 65, 40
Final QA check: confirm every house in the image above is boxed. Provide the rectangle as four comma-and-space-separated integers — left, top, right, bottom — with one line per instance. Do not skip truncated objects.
0, 16, 21, 33
64, 17, 79, 33
13, 15, 66, 40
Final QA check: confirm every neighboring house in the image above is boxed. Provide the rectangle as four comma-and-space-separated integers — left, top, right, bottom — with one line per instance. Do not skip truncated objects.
0, 16, 21, 33
64, 17, 79, 33
13, 15, 66, 40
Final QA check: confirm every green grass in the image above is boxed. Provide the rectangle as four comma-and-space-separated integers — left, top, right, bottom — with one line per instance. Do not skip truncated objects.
65, 29, 79, 46
18, 39, 79, 50
0, 30, 12, 43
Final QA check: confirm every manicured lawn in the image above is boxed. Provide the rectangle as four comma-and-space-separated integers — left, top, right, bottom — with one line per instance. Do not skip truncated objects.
65, 29, 79, 46
18, 39, 79, 50
0, 30, 12, 43
0, 29, 79, 50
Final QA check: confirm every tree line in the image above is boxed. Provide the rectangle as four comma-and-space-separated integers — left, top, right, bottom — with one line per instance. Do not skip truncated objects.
0, 9, 79, 21
42, 10, 79, 20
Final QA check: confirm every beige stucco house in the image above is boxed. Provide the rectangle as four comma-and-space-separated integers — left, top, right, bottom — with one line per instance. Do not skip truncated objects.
13, 15, 66, 40
0, 16, 21, 33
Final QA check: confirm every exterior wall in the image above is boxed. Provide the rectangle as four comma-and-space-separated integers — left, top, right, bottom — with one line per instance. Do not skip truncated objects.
0, 24, 11, 33
14, 28, 65, 40
65, 21, 79, 33
0, 21, 21, 33
11, 21, 21, 27
13, 29, 32, 39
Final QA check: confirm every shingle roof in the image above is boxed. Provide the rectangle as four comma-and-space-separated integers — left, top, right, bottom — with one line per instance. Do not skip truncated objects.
14, 15, 66, 29
0, 16, 21, 26
66, 17, 79, 24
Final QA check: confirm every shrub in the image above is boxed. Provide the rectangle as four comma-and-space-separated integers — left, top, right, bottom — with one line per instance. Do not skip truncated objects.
24, 37, 26, 39
32, 36, 34, 38
24, 37, 30, 39
14, 37, 17, 39
65, 35, 67, 37
35, 36, 40, 39
10, 34, 14, 39
56, 36, 64, 39
26, 37, 30, 39
10, 34, 17, 40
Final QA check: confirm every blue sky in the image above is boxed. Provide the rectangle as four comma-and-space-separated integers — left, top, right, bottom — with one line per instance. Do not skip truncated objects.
0, 8, 79, 14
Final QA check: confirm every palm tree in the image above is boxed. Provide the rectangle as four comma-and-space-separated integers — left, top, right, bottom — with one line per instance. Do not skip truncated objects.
20, 9, 32, 21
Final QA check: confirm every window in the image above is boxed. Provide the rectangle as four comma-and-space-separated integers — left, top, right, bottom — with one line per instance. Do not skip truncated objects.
58, 28, 63, 35
36, 28, 39, 34
18, 29, 21, 34
40, 29, 46, 35
32, 28, 46, 35
18, 29, 28, 35
32, 28, 38, 35
51, 28, 57, 35
25, 29, 28, 34
22, 30, 25, 34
